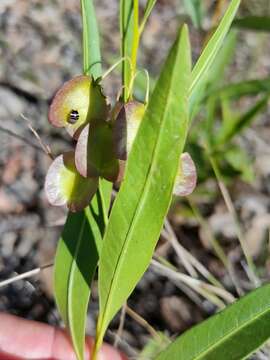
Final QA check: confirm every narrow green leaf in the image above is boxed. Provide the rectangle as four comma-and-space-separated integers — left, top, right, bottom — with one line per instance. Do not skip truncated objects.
190, 0, 241, 97
96, 25, 191, 348
156, 283, 270, 360
204, 31, 237, 91
54, 207, 102, 360
209, 78, 270, 99
120, 0, 134, 101
233, 16, 270, 32
81, 0, 102, 78
216, 95, 269, 145
183, 0, 203, 29
54, 184, 111, 360
223, 146, 255, 183
140, 0, 157, 33
190, 30, 237, 119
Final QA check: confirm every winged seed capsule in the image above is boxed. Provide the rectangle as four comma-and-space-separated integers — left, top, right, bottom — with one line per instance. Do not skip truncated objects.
113, 100, 197, 195
48, 75, 109, 139
45, 151, 98, 212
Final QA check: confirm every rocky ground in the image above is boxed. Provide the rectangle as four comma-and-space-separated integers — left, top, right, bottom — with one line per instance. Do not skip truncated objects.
0, 0, 270, 359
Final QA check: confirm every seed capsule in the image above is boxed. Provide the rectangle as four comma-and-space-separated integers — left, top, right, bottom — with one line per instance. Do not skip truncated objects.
68, 109, 79, 124
48, 75, 109, 139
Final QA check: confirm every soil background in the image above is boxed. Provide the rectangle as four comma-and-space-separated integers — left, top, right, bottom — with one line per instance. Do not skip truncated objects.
0, 1, 270, 359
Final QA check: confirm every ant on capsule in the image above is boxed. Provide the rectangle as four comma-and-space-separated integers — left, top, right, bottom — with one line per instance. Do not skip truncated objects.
68, 109, 79, 124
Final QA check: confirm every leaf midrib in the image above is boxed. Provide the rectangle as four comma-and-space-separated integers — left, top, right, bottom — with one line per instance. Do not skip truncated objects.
182, 301, 270, 360
100, 44, 183, 329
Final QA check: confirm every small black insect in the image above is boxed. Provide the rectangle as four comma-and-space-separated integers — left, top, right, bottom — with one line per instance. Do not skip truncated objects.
68, 109, 79, 124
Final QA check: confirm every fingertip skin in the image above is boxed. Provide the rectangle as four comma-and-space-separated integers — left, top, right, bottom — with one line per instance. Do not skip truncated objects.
0, 313, 128, 360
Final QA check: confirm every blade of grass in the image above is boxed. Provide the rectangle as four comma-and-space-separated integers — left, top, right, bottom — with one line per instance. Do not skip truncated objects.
188, 198, 243, 295
208, 78, 270, 99
233, 16, 270, 32
208, 154, 259, 287
151, 260, 232, 308
216, 95, 270, 145
139, 0, 157, 34
163, 219, 224, 289
190, 30, 237, 119
190, 0, 241, 97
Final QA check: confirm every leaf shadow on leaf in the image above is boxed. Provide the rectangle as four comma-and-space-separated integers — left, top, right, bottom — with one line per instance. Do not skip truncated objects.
90, 190, 106, 236
61, 211, 100, 291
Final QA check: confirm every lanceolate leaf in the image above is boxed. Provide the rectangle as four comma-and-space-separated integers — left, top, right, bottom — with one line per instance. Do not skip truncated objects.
190, 31, 237, 119
156, 283, 270, 360
190, 0, 240, 97
96, 25, 191, 349
140, 0, 157, 33
80, 0, 102, 78
54, 207, 102, 360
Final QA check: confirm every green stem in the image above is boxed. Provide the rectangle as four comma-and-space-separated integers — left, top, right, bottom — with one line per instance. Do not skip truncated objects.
130, 0, 140, 91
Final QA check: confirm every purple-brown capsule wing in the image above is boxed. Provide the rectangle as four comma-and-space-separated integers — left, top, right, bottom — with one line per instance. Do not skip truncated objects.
173, 152, 197, 196
113, 101, 145, 160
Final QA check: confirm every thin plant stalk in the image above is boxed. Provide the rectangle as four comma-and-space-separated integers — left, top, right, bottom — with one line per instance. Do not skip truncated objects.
188, 198, 229, 267
161, 228, 198, 278
0, 263, 53, 289
151, 259, 234, 309
102, 57, 131, 80
164, 219, 224, 289
126, 305, 161, 341
208, 154, 259, 286
153, 255, 206, 308
152, 255, 235, 304
188, 198, 243, 295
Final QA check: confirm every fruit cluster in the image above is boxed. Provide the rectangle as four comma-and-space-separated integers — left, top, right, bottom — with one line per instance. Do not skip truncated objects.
45, 75, 197, 212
